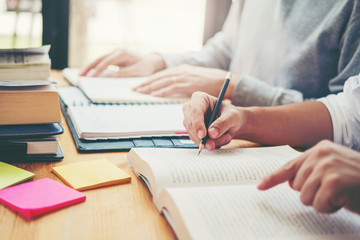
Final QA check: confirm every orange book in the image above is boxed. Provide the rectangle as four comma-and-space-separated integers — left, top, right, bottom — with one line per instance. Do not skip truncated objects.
0, 84, 62, 125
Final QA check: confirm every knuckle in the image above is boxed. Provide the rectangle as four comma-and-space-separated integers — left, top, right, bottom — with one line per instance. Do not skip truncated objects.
315, 156, 337, 172
322, 173, 342, 189
192, 91, 205, 99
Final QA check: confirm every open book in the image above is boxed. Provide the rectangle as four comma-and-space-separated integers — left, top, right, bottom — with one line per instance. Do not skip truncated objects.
126, 146, 360, 240
63, 68, 188, 104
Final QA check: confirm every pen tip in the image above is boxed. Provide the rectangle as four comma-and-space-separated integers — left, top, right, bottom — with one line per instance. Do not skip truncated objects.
198, 144, 204, 155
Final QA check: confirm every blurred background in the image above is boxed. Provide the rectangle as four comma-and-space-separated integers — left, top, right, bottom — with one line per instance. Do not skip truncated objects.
0, 0, 231, 69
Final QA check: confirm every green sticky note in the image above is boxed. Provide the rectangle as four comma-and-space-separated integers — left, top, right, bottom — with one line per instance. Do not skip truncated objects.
0, 162, 35, 189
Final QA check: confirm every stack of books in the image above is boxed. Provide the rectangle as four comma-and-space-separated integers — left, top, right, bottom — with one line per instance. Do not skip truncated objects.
0, 46, 64, 162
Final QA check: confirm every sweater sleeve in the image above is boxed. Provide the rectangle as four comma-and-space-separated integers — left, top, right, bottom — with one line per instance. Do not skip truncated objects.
231, 74, 304, 106
318, 74, 360, 150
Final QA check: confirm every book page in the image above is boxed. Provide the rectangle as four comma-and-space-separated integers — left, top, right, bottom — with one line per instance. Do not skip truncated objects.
67, 104, 186, 139
63, 68, 188, 104
127, 146, 301, 198
158, 184, 360, 240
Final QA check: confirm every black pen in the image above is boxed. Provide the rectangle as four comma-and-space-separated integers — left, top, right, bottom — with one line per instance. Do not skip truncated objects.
198, 72, 231, 155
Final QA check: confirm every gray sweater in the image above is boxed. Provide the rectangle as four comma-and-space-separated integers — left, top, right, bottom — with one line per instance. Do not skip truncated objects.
162, 0, 360, 106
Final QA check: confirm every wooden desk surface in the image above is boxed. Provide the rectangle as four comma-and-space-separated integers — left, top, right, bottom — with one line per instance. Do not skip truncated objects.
0, 71, 258, 240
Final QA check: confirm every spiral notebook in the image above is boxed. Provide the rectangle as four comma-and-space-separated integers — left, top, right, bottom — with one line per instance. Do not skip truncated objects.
58, 87, 196, 152
63, 68, 188, 104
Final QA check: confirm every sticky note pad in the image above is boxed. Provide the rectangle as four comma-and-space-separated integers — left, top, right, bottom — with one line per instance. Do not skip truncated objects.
52, 159, 131, 191
0, 178, 86, 219
0, 162, 35, 189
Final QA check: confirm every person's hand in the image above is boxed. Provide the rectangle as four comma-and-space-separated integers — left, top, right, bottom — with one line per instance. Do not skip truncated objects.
258, 140, 360, 214
133, 64, 236, 98
183, 92, 248, 150
79, 49, 166, 77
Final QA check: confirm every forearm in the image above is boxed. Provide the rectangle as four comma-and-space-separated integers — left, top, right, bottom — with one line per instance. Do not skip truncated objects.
231, 74, 304, 107
239, 101, 333, 148
161, 32, 231, 70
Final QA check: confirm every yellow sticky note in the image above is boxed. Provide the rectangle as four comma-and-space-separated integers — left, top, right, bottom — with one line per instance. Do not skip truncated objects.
52, 159, 131, 191
0, 162, 35, 189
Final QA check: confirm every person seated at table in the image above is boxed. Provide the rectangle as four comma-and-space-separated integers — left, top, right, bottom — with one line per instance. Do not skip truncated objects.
80, 0, 360, 107
182, 73, 360, 214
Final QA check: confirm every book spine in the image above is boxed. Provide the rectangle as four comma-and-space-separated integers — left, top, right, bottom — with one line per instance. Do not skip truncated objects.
0, 141, 27, 155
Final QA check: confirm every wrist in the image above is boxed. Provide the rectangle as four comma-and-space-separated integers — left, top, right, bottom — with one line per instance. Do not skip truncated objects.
235, 106, 263, 141
147, 53, 166, 73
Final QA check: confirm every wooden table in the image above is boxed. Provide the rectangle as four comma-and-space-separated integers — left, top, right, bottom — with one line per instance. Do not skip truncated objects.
0, 71, 258, 240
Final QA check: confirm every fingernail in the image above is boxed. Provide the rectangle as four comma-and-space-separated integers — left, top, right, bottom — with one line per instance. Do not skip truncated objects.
209, 128, 219, 138
197, 130, 204, 139
205, 141, 213, 151
257, 179, 266, 190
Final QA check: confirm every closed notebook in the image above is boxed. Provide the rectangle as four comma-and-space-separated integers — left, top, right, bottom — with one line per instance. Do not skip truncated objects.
63, 68, 188, 104
0, 123, 64, 139
52, 159, 131, 191
0, 85, 62, 125
0, 137, 59, 155
0, 45, 51, 81
1, 143, 64, 163
0, 178, 86, 219
0, 162, 35, 189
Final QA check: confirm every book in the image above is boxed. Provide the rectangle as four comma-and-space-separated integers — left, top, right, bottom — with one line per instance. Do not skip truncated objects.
0, 143, 64, 163
63, 68, 188, 104
52, 159, 131, 191
0, 178, 86, 219
0, 162, 35, 189
58, 87, 187, 140
0, 45, 51, 81
126, 146, 360, 240
0, 123, 64, 139
0, 84, 62, 125
0, 137, 59, 155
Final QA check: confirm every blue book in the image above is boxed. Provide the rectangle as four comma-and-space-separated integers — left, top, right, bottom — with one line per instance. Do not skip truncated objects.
0, 123, 64, 139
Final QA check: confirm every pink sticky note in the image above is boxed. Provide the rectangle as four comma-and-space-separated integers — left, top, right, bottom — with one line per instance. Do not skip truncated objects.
0, 178, 86, 219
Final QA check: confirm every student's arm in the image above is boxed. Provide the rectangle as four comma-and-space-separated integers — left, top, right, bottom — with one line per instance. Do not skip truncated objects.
318, 74, 360, 150
182, 91, 333, 150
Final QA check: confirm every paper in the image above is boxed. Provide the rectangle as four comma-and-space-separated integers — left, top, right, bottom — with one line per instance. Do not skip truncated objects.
0, 162, 35, 189
63, 68, 188, 104
0, 178, 86, 219
67, 103, 186, 139
0, 80, 55, 87
52, 159, 131, 191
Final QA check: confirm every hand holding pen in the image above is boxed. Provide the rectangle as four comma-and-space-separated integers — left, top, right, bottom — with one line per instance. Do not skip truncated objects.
198, 72, 231, 154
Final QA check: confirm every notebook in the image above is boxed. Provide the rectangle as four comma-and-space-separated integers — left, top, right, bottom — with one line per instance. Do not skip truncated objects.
62, 68, 188, 104
59, 87, 186, 139
0, 143, 64, 163
0, 123, 64, 139
58, 87, 197, 152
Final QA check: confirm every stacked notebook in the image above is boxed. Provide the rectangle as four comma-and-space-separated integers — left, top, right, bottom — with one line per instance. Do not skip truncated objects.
0, 45, 51, 83
60, 68, 196, 152
0, 46, 64, 162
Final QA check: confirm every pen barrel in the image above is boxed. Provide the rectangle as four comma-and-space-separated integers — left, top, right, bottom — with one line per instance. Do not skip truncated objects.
200, 77, 230, 145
